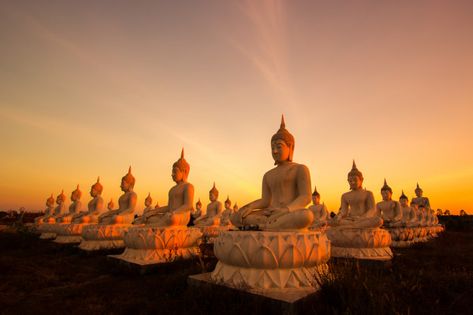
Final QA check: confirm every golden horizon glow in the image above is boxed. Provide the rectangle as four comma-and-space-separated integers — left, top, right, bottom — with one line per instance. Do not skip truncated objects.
1, 1, 472, 214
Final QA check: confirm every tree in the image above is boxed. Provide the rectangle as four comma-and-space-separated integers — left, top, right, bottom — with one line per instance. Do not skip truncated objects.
444, 209, 451, 216
436, 209, 443, 216
460, 209, 467, 216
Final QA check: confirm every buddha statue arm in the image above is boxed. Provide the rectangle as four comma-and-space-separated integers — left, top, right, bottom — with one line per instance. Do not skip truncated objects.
285, 165, 312, 211
393, 202, 402, 221
425, 198, 431, 209
239, 175, 271, 218
337, 196, 349, 219
174, 184, 194, 215
216, 201, 223, 215
321, 204, 329, 221
362, 192, 378, 218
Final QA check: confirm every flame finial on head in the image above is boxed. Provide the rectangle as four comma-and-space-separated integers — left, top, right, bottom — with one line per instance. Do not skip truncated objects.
381, 178, 392, 192
225, 195, 231, 205
145, 192, 152, 204
400, 190, 408, 200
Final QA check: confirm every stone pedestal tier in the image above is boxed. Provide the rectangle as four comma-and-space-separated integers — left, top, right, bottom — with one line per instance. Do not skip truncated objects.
200, 225, 232, 244
79, 224, 130, 251
211, 230, 330, 290
327, 227, 392, 260
413, 227, 428, 242
38, 223, 63, 240
111, 226, 202, 265
385, 227, 416, 248
54, 223, 89, 244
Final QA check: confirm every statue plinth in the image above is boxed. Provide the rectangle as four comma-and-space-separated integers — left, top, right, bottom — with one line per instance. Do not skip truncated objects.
54, 223, 89, 244
79, 224, 130, 251
385, 227, 416, 248
111, 226, 202, 265
210, 230, 330, 290
413, 226, 429, 242
199, 225, 232, 243
38, 223, 65, 240
326, 227, 392, 260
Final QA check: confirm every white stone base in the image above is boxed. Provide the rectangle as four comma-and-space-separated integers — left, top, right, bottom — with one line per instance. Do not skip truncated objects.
54, 223, 89, 244
327, 227, 393, 260
199, 225, 231, 243
79, 224, 130, 251
111, 226, 202, 265
385, 227, 416, 248
210, 230, 330, 291
40, 232, 56, 240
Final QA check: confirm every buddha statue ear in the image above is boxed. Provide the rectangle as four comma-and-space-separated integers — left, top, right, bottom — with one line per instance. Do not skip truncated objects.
288, 143, 294, 162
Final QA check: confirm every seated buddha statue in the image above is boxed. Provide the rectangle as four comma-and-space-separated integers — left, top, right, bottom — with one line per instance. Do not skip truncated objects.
56, 185, 82, 224
35, 194, 55, 224
220, 196, 234, 226
192, 199, 203, 221
45, 190, 68, 223
98, 167, 137, 224
308, 186, 329, 229
330, 162, 383, 229
411, 202, 425, 226
233, 203, 239, 213
399, 191, 417, 227
143, 149, 194, 226
194, 183, 223, 227
376, 179, 402, 228
412, 183, 431, 209
73, 177, 104, 224
230, 116, 314, 231
132, 193, 154, 225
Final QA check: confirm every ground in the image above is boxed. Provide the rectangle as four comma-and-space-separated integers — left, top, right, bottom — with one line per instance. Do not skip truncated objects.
0, 219, 472, 314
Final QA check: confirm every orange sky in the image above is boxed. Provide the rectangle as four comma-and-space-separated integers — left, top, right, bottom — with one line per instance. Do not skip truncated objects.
1, 1, 472, 214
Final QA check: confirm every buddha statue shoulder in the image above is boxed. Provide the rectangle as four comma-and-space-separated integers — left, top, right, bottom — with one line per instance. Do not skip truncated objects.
376, 179, 402, 227
144, 149, 194, 227
330, 161, 383, 229
230, 116, 314, 231
98, 167, 137, 224
308, 186, 329, 228
194, 183, 223, 227
73, 177, 104, 224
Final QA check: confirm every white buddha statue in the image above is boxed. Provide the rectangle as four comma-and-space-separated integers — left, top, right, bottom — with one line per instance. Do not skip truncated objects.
73, 177, 104, 224
35, 194, 55, 225
376, 179, 402, 228
56, 185, 82, 224
132, 193, 154, 225
98, 167, 137, 224
399, 191, 417, 227
308, 186, 328, 229
143, 150, 194, 226
220, 196, 234, 226
233, 203, 239, 213
230, 116, 314, 230
412, 183, 431, 209
45, 190, 67, 223
194, 183, 223, 227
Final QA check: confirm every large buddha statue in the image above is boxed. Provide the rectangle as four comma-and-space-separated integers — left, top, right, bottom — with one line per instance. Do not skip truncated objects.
35, 194, 55, 225
132, 193, 154, 225
73, 177, 104, 224
399, 191, 417, 227
56, 185, 82, 224
194, 183, 223, 227
98, 167, 137, 224
412, 183, 431, 209
376, 179, 402, 228
220, 196, 234, 226
330, 162, 383, 229
308, 186, 328, 229
230, 116, 314, 231
143, 150, 194, 226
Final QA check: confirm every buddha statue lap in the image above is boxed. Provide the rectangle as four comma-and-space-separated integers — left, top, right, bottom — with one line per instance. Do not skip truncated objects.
326, 162, 392, 260
79, 168, 137, 251
111, 150, 202, 265
211, 117, 330, 291
308, 186, 329, 229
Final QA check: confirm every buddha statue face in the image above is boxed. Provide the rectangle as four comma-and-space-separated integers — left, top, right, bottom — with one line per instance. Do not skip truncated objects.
90, 187, 98, 198
312, 194, 320, 205
348, 175, 362, 190
399, 197, 408, 207
209, 191, 217, 202
415, 188, 423, 198
172, 166, 186, 183
271, 139, 292, 165
225, 201, 231, 209
46, 195, 55, 208
120, 179, 132, 192
381, 189, 392, 201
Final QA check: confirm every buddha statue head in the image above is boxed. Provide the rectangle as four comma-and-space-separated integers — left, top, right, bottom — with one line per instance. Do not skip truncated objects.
224, 195, 232, 209
46, 194, 55, 208
399, 190, 409, 207
347, 160, 363, 190
271, 115, 295, 165
90, 177, 103, 197
209, 182, 219, 202
107, 198, 114, 211
57, 190, 66, 205
196, 199, 202, 211
145, 193, 153, 207
312, 186, 321, 205
233, 203, 239, 212
415, 183, 423, 197
154, 201, 160, 209
172, 148, 190, 183
380, 179, 392, 201
121, 166, 135, 192
71, 185, 82, 201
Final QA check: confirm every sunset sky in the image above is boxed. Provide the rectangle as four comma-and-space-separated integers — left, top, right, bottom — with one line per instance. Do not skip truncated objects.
1, 1, 472, 214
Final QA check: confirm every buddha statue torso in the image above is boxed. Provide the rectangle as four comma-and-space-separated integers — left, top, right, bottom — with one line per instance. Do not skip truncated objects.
377, 200, 402, 227
400, 205, 417, 226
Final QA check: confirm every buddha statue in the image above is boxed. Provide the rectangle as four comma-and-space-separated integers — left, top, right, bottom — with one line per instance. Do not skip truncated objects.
35, 194, 55, 224
399, 191, 417, 227
73, 177, 104, 224
230, 116, 314, 231
233, 203, 239, 212
330, 162, 383, 229
132, 193, 154, 225
98, 167, 137, 224
45, 190, 67, 223
194, 183, 223, 227
412, 183, 431, 209
143, 149, 194, 226
107, 198, 114, 211
192, 199, 203, 221
56, 185, 82, 224
376, 179, 402, 228
308, 186, 328, 229
220, 196, 234, 226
